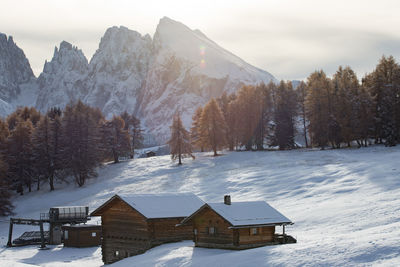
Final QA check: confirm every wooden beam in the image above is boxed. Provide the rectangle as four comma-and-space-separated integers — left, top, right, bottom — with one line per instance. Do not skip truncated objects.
40, 221, 46, 249
7, 220, 13, 247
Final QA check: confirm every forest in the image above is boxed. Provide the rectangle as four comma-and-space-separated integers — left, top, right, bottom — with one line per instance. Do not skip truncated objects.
0, 101, 143, 215
169, 56, 400, 161
1, 55, 400, 215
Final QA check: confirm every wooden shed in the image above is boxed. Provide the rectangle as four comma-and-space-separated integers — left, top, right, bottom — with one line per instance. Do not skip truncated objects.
179, 195, 296, 249
62, 224, 102, 247
90, 193, 204, 264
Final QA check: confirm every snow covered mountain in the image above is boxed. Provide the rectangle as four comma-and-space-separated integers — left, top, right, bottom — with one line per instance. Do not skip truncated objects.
0, 33, 37, 115
1, 17, 276, 142
85, 26, 152, 117
138, 17, 276, 142
36, 41, 89, 111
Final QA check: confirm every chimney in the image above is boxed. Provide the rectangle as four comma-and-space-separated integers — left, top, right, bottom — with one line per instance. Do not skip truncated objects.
224, 195, 231, 205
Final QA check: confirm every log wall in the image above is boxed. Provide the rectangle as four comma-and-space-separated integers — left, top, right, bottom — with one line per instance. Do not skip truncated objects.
100, 199, 150, 264
238, 226, 275, 244
192, 206, 234, 245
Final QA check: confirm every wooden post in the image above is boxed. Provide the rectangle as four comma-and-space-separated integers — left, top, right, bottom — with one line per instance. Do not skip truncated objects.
7, 219, 13, 247
40, 221, 46, 248
283, 225, 285, 236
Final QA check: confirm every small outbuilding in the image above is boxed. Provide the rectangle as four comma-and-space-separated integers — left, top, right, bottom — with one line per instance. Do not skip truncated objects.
90, 193, 204, 264
179, 195, 296, 249
62, 224, 102, 248
146, 151, 156, 157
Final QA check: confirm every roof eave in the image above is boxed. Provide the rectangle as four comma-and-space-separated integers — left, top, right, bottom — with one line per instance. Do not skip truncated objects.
228, 222, 293, 229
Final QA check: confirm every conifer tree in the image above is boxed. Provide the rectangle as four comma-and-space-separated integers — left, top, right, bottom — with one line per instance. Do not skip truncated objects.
297, 81, 309, 147
32, 112, 63, 191
333, 66, 360, 147
120, 112, 143, 158
61, 101, 101, 187
254, 83, 273, 150
0, 119, 12, 215
200, 98, 227, 156
305, 71, 332, 149
101, 116, 131, 163
235, 86, 261, 150
364, 56, 400, 146
0, 158, 13, 216
273, 81, 297, 149
168, 113, 193, 165
6, 119, 34, 194
190, 106, 204, 152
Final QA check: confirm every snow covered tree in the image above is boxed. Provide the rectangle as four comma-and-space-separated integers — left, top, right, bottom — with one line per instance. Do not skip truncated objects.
101, 116, 131, 163
200, 98, 227, 156
168, 113, 194, 165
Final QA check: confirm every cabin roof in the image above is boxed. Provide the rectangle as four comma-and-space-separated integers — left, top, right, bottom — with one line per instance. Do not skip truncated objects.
91, 193, 204, 219
209, 201, 292, 227
180, 201, 292, 227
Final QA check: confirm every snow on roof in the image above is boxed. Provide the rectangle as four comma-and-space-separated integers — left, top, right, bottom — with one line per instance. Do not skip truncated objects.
208, 201, 292, 227
118, 193, 204, 219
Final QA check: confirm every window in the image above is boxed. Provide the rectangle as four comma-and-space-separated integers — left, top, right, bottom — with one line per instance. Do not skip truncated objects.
251, 228, 259, 235
92, 232, 96, 237
115, 251, 119, 257
209, 227, 215, 234
64, 230, 68, 240
194, 229, 198, 235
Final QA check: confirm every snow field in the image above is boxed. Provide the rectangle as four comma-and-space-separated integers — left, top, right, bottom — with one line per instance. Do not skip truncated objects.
1, 145, 400, 266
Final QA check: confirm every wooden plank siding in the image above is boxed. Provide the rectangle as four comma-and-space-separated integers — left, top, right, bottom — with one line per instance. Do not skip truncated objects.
63, 226, 101, 247
100, 198, 150, 264
187, 206, 277, 249
192, 206, 234, 246
238, 226, 275, 244
148, 218, 193, 245
98, 198, 197, 264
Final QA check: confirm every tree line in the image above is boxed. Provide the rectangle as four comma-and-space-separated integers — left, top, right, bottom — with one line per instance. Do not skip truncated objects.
169, 56, 400, 163
0, 101, 143, 216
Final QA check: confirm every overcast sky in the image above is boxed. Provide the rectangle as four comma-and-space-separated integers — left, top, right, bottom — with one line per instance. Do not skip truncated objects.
1, 0, 400, 80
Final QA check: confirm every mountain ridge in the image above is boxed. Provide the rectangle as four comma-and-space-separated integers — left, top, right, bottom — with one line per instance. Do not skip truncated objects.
0, 17, 276, 143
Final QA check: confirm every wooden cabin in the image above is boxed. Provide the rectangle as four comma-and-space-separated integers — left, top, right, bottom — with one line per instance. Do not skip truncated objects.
146, 151, 156, 157
179, 195, 296, 249
62, 224, 102, 248
90, 193, 204, 264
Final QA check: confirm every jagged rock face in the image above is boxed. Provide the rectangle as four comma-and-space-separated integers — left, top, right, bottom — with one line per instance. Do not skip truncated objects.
86, 26, 152, 117
0, 33, 35, 102
138, 17, 276, 142
2, 18, 277, 143
36, 41, 89, 112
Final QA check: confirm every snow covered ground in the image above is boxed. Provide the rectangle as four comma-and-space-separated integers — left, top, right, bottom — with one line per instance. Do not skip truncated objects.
1, 145, 400, 266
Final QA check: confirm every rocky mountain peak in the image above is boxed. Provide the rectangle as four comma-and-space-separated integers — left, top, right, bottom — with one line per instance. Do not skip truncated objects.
0, 32, 35, 102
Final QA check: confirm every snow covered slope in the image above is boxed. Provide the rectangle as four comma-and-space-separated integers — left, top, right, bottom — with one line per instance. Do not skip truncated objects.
0, 146, 399, 266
